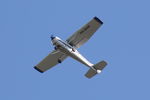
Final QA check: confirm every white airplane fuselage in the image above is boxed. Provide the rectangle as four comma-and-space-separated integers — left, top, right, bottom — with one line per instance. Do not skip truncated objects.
51, 36, 94, 68
34, 17, 107, 78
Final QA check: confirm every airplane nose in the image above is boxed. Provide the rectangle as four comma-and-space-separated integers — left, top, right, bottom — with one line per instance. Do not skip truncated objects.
51, 35, 55, 40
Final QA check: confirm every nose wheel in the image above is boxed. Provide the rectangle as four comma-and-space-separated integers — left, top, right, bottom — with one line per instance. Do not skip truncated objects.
54, 45, 61, 50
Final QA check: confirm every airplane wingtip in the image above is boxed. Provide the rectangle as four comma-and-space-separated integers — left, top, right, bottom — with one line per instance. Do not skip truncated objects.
94, 17, 103, 24
34, 66, 44, 73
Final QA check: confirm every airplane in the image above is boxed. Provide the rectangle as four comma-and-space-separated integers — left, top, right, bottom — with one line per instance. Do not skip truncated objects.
34, 17, 107, 78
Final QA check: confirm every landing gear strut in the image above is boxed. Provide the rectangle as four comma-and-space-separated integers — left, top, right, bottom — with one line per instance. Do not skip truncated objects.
72, 48, 75, 52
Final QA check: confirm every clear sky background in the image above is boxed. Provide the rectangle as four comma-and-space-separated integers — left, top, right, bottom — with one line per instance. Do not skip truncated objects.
0, 0, 150, 100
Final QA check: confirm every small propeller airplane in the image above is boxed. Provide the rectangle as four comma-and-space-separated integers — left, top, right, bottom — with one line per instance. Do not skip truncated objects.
34, 17, 107, 78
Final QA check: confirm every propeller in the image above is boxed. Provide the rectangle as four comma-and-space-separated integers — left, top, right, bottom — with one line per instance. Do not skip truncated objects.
51, 35, 55, 40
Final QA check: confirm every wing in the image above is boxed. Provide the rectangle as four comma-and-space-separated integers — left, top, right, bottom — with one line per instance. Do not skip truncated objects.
66, 17, 103, 48
34, 50, 67, 73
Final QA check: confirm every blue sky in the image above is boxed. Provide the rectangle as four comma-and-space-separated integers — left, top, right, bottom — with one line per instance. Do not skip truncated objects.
0, 0, 150, 100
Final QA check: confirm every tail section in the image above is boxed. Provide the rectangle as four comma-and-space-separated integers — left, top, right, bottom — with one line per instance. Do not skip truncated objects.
85, 61, 107, 78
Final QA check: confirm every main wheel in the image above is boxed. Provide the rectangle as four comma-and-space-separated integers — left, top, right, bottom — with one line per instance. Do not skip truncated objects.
54, 47, 57, 50
58, 59, 62, 63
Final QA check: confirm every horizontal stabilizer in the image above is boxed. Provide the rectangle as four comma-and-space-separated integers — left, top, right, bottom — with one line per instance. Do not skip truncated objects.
85, 68, 97, 78
85, 61, 107, 78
